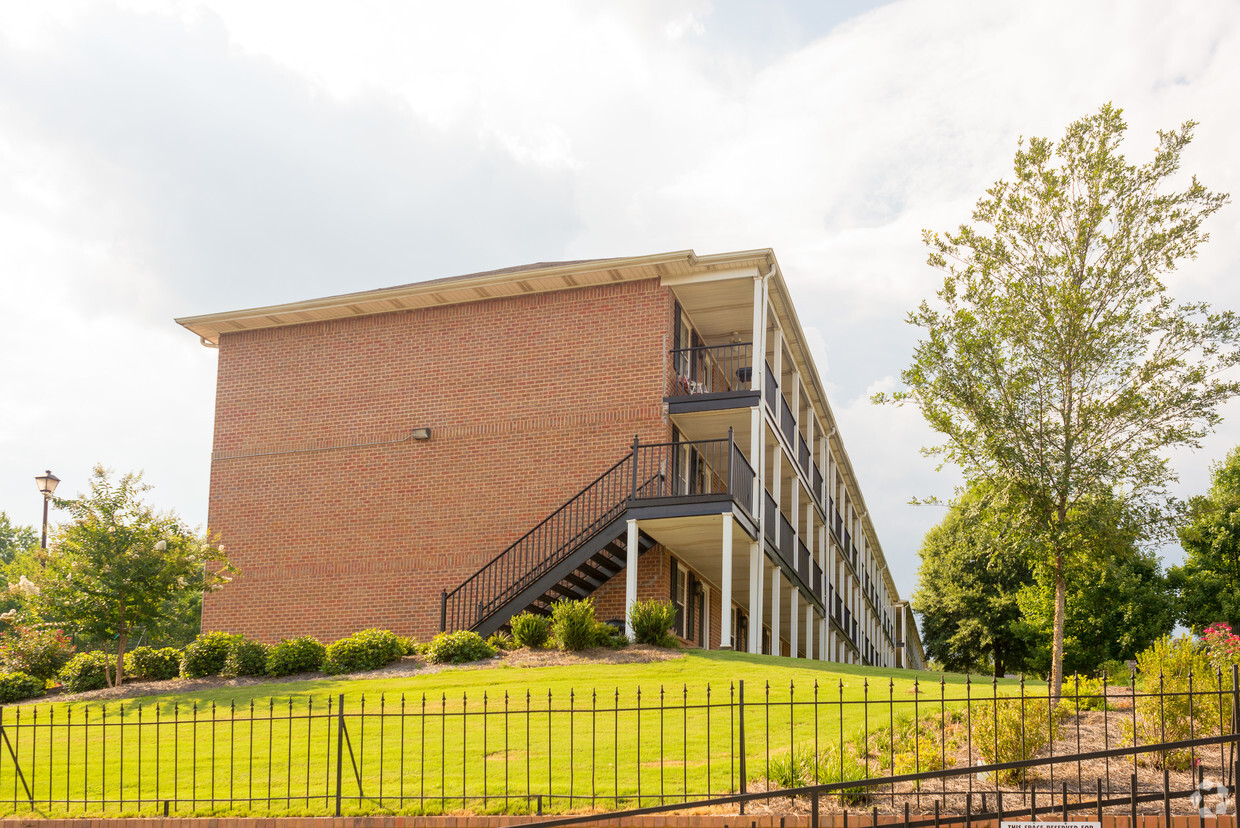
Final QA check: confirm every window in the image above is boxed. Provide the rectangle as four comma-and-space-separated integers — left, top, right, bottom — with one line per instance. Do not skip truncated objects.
670, 557, 688, 638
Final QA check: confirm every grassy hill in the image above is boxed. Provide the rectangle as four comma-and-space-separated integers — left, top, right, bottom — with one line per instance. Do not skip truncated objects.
0, 650, 1020, 818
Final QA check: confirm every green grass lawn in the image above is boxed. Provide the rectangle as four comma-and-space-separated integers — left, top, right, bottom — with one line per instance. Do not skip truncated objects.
0, 650, 1018, 818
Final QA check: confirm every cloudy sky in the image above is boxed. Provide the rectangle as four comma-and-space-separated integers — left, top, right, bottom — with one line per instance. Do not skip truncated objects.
2, 0, 1238, 602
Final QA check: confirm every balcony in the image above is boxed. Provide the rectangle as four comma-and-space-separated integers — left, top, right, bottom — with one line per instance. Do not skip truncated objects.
666, 344, 758, 412
630, 436, 755, 522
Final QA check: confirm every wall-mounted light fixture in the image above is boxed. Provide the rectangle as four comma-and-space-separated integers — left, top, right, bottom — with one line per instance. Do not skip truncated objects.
411, 428, 432, 441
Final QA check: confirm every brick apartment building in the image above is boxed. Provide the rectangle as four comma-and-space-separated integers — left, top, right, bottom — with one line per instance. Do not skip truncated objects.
177, 249, 924, 668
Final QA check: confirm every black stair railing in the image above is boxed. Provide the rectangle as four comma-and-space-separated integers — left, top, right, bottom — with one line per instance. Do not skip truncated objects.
443, 431, 757, 633
442, 451, 633, 633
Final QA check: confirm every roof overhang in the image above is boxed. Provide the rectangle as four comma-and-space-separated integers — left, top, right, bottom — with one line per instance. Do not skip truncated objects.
175, 248, 776, 345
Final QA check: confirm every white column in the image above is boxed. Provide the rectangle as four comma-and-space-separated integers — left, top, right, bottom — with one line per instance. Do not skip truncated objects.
748, 541, 763, 654
770, 564, 782, 656
805, 605, 814, 659
624, 519, 639, 640
751, 277, 764, 393
789, 584, 799, 657
720, 513, 733, 650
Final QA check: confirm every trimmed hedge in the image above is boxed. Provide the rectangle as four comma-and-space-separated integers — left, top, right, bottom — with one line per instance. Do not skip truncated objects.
266, 636, 326, 676
0, 671, 45, 703
126, 646, 182, 680
323, 629, 404, 675
223, 637, 269, 677
59, 651, 111, 693
426, 631, 495, 664
181, 631, 237, 678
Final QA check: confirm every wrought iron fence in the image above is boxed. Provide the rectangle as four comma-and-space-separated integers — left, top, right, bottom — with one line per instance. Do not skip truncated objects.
0, 667, 1235, 818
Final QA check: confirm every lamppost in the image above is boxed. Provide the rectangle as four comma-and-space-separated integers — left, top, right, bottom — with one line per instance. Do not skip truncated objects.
34, 470, 60, 549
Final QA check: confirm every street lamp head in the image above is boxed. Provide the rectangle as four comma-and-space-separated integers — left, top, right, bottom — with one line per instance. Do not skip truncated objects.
35, 470, 60, 498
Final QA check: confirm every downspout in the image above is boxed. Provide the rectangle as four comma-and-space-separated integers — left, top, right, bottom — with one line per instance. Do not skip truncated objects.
199, 337, 218, 349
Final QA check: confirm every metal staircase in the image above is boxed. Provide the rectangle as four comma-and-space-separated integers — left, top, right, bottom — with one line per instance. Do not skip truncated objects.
440, 432, 751, 638
440, 448, 655, 638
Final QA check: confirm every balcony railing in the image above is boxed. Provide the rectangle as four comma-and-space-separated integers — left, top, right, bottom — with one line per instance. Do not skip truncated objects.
779, 393, 796, 447
778, 511, 794, 568
797, 538, 810, 585
813, 463, 823, 508
667, 343, 753, 397
631, 434, 755, 520
764, 361, 777, 417
797, 432, 810, 477
813, 559, 823, 601
763, 490, 777, 546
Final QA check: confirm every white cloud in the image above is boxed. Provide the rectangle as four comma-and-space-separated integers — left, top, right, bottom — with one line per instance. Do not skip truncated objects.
1, 0, 1238, 602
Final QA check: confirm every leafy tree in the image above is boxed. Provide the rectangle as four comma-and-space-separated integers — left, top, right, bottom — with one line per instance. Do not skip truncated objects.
1169, 446, 1240, 631
1016, 548, 1175, 677
0, 512, 38, 564
878, 103, 1236, 694
34, 466, 234, 686
913, 484, 1033, 677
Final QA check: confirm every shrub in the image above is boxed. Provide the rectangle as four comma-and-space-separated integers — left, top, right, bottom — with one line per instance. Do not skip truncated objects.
223, 637, 269, 677
323, 629, 404, 675
593, 621, 627, 649
125, 646, 181, 680
426, 630, 495, 664
974, 694, 1064, 784
628, 599, 677, 646
486, 631, 516, 651
510, 612, 551, 648
181, 631, 238, 678
59, 651, 112, 693
266, 636, 326, 676
865, 708, 964, 776
395, 636, 419, 656
0, 626, 75, 680
0, 671, 45, 703
1122, 634, 1229, 769
814, 745, 870, 805
1201, 622, 1240, 672
551, 598, 597, 651
1064, 674, 1113, 711
1098, 659, 1133, 686
764, 745, 867, 805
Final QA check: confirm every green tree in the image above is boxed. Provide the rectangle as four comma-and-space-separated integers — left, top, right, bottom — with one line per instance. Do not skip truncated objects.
1169, 446, 1240, 631
878, 103, 1236, 694
1017, 548, 1175, 677
0, 512, 37, 564
34, 466, 234, 686
913, 484, 1033, 677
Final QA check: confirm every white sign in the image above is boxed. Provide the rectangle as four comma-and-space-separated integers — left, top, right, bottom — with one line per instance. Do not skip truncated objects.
1001, 823, 1101, 828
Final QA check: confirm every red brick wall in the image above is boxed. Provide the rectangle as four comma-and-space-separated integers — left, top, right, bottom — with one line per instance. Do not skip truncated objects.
204, 280, 673, 643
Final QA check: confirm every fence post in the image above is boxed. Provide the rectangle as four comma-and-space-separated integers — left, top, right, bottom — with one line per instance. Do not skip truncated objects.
738, 678, 747, 811
1232, 664, 1239, 807
440, 590, 447, 632
335, 693, 345, 817
811, 790, 819, 828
